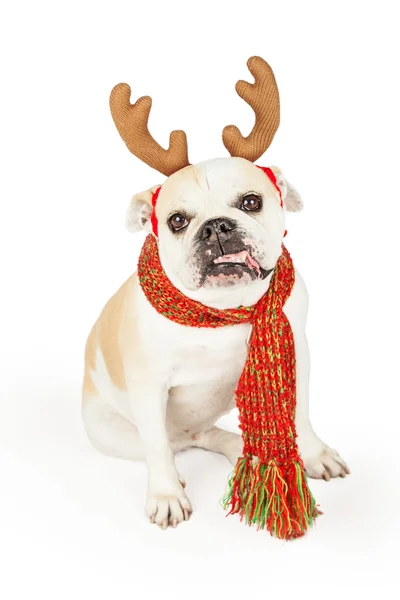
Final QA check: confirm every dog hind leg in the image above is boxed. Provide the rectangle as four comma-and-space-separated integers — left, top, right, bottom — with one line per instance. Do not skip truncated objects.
82, 397, 145, 460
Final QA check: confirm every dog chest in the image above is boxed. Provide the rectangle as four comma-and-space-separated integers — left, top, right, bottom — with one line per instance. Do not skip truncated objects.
166, 323, 250, 387
136, 282, 253, 387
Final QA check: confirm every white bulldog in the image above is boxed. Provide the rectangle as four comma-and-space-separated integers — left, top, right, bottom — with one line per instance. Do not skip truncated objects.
82, 157, 349, 528
82, 58, 349, 530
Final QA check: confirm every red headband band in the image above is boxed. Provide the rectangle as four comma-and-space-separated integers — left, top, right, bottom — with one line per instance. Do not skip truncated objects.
150, 166, 284, 237
256, 166, 283, 207
150, 186, 161, 237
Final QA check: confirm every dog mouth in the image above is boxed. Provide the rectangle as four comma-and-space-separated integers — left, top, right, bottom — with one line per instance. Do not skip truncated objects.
211, 251, 272, 280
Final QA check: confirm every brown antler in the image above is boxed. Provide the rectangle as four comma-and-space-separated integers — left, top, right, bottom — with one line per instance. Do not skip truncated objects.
222, 56, 280, 162
110, 83, 190, 176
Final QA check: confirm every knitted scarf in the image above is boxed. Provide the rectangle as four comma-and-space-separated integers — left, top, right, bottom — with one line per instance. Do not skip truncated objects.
138, 234, 319, 539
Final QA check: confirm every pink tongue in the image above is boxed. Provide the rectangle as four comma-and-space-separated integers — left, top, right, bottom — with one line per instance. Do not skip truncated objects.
213, 251, 262, 277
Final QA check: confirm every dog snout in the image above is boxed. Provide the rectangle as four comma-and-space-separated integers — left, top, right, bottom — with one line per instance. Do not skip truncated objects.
199, 217, 237, 244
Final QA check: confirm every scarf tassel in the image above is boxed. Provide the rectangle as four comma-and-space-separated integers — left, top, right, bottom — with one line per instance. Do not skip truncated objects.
221, 457, 319, 540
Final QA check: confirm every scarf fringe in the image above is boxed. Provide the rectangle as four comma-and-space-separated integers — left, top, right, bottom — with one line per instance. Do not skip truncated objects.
221, 457, 319, 540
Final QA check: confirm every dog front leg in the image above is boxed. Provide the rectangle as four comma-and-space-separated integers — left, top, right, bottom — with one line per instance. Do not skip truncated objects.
294, 332, 350, 480
129, 382, 192, 528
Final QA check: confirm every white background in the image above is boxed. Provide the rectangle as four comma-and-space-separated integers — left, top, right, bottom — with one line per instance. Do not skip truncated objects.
1, 1, 399, 597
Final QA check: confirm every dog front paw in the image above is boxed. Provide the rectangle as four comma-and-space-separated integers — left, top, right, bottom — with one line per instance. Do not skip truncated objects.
145, 485, 192, 529
303, 446, 350, 481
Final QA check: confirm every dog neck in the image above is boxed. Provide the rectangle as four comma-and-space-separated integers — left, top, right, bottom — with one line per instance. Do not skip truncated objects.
164, 267, 274, 310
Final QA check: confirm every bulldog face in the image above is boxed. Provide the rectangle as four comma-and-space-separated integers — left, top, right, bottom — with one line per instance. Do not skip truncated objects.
127, 157, 303, 308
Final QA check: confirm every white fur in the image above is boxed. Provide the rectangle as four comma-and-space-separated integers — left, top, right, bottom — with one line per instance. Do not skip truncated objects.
82, 157, 348, 529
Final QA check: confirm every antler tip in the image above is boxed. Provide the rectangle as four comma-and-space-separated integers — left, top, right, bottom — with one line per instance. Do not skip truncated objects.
247, 55, 266, 67
222, 124, 241, 146
168, 130, 189, 166
247, 56, 274, 78
110, 83, 133, 113
169, 129, 187, 141
235, 80, 254, 102
110, 82, 131, 96
135, 95, 153, 108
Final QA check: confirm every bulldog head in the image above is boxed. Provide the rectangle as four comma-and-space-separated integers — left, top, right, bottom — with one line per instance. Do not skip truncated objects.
111, 56, 302, 307
126, 158, 302, 307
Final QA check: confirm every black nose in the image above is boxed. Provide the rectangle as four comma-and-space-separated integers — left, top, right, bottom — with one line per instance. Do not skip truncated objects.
199, 217, 237, 244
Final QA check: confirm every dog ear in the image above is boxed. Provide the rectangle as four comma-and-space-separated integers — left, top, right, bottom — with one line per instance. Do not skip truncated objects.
270, 166, 303, 212
125, 185, 161, 233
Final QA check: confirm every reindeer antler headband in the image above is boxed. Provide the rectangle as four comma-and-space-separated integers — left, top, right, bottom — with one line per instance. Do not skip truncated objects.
110, 56, 280, 175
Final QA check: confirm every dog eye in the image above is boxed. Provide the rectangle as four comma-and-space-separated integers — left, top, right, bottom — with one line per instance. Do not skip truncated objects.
168, 213, 189, 232
241, 194, 262, 212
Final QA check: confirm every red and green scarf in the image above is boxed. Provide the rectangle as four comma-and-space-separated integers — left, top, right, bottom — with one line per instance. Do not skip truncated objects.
138, 234, 319, 539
